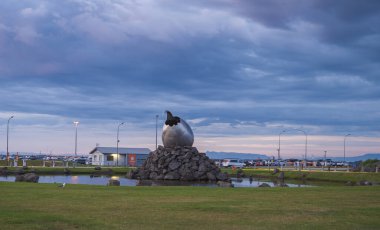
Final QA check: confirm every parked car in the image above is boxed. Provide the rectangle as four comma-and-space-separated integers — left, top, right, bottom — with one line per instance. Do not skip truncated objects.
222, 159, 245, 168
74, 158, 87, 164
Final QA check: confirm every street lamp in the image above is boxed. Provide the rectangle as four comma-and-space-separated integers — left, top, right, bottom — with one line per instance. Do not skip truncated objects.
288, 128, 307, 169
278, 130, 286, 160
293, 129, 307, 160
73, 121, 79, 156
344, 134, 351, 169
155, 115, 159, 151
116, 122, 125, 167
7, 116, 14, 165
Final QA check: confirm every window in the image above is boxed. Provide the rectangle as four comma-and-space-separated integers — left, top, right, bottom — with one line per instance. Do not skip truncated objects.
94, 155, 97, 161
107, 155, 114, 161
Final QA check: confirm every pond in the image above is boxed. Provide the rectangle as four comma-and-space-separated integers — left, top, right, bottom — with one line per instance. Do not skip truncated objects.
0, 175, 316, 187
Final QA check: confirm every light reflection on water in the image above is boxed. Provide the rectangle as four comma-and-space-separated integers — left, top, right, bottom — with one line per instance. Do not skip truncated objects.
0, 175, 313, 187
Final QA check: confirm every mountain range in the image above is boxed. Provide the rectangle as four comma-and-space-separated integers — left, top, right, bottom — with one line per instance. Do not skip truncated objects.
327, 153, 380, 162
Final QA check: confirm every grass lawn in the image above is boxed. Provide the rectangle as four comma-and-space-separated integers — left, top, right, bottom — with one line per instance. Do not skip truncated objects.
224, 168, 380, 183
0, 166, 133, 175
0, 183, 379, 230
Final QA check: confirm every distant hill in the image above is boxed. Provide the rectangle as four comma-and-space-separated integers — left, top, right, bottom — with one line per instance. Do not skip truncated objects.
206, 151, 269, 160
328, 153, 380, 162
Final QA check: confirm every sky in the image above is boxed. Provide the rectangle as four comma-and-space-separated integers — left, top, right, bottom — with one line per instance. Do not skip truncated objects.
0, 0, 379, 158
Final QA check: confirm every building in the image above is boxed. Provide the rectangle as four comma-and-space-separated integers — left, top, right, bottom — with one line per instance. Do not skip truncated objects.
89, 147, 151, 167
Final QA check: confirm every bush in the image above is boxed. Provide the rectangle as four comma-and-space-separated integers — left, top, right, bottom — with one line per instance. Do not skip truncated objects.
360, 159, 380, 172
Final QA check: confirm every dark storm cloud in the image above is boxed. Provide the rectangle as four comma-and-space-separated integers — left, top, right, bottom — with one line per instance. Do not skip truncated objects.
0, 0, 379, 139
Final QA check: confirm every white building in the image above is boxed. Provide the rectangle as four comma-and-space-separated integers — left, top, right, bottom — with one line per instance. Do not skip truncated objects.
89, 147, 151, 166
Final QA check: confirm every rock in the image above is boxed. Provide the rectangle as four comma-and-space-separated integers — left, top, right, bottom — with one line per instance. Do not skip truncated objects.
15, 175, 23, 182
168, 161, 181, 171
149, 172, 158, 180
94, 166, 101, 170
207, 172, 216, 181
180, 173, 195, 181
156, 174, 164, 180
0, 167, 7, 176
217, 181, 234, 187
15, 173, 39, 183
358, 181, 372, 186
198, 163, 207, 172
259, 183, 271, 187
136, 180, 153, 186
164, 172, 180, 180
279, 183, 288, 187
346, 181, 356, 186
25, 173, 39, 182
132, 146, 228, 182
108, 179, 120, 186
216, 172, 228, 181
16, 168, 25, 175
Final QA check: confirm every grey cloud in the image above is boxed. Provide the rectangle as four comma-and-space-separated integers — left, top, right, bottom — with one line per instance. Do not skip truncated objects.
0, 0, 379, 145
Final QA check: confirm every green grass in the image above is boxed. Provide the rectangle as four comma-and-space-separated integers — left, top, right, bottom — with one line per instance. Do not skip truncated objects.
1, 166, 133, 175
0, 182, 379, 229
0, 160, 77, 167
223, 168, 380, 183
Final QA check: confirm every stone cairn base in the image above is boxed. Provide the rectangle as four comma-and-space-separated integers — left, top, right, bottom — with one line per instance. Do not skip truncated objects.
127, 146, 228, 181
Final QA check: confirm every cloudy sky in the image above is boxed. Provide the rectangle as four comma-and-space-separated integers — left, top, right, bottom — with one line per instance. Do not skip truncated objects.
0, 0, 379, 158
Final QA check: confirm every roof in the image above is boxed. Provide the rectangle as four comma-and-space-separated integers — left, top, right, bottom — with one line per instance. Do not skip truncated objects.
89, 147, 151, 155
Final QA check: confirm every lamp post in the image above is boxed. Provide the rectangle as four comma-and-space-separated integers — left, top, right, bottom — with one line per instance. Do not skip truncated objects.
344, 134, 351, 171
292, 129, 307, 169
73, 121, 79, 156
278, 130, 286, 160
323, 150, 327, 171
155, 115, 159, 151
116, 122, 125, 167
7, 116, 14, 166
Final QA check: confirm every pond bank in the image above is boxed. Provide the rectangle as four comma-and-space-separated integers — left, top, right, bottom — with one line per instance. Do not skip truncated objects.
223, 168, 380, 184
0, 166, 131, 176
1, 166, 379, 184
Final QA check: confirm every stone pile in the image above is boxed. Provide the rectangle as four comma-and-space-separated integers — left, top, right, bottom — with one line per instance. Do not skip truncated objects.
127, 146, 228, 181
15, 173, 39, 183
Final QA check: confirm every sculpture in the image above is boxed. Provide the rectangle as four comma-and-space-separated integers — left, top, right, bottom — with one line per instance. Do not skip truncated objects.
162, 111, 194, 148
127, 111, 229, 181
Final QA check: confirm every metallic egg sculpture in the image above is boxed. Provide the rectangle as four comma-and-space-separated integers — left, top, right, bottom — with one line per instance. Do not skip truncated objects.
162, 111, 194, 148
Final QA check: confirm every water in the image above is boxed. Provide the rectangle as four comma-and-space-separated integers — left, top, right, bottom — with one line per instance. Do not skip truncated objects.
0, 175, 315, 187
